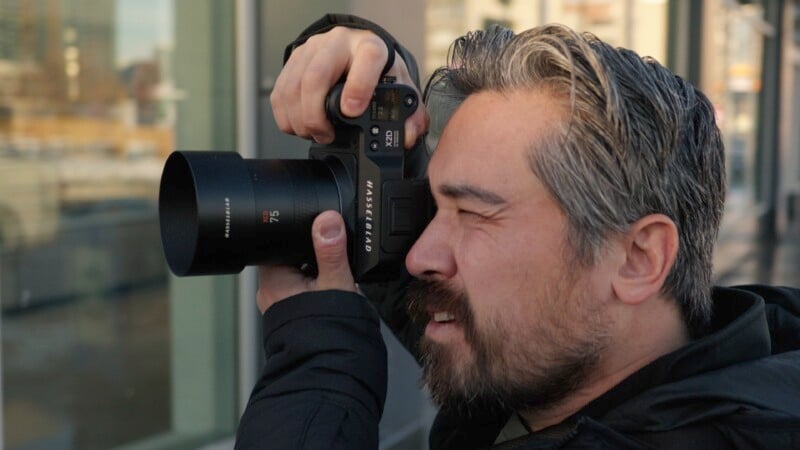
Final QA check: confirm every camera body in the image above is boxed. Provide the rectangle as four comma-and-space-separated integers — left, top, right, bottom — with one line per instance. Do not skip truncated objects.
158, 79, 433, 281
312, 79, 432, 280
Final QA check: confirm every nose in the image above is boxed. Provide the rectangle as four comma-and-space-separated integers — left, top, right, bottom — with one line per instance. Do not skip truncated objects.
405, 214, 456, 281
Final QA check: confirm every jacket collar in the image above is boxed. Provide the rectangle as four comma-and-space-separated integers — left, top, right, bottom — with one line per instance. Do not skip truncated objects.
575, 287, 768, 421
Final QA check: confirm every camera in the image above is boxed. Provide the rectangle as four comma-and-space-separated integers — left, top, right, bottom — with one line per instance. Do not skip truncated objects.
158, 79, 433, 281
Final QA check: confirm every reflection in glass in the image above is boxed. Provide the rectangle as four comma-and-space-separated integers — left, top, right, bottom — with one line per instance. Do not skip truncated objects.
424, 0, 667, 79
707, 3, 763, 205
0, 1, 193, 448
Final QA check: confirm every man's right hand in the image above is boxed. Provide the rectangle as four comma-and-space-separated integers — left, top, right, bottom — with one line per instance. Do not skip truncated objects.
271, 26, 428, 149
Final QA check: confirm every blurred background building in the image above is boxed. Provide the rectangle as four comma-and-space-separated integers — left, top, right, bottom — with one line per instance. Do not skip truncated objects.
0, 0, 797, 449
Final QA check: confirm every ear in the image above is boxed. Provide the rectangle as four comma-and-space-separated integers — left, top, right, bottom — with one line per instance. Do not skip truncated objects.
611, 214, 679, 305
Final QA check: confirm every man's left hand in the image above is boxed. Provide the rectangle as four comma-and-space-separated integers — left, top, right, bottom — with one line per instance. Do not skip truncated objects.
257, 210, 357, 314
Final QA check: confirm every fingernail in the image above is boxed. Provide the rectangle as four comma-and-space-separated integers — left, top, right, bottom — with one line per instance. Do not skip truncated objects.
313, 133, 333, 144
318, 220, 342, 242
344, 97, 364, 113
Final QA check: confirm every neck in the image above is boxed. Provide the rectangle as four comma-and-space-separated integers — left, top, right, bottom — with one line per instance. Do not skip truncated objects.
519, 295, 690, 431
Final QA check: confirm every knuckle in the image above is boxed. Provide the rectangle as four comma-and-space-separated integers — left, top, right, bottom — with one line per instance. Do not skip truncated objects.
269, 91, 284, 114
277, 70, 298, 90
301, 65, 328, 88
304, 33, 324, 48
287, 44, 306, 63
305, 116, 329, 135
316, 243, 345, 264
273, 117, 291, 134
301, 104, 330, 134
329, 246, 347, 262
326, 26, 348, 41
271, 111, 291, 134
281, 78, 301, 99
281, 113, 308, 137
358, 37, 388, 62
294, 128, 311, 140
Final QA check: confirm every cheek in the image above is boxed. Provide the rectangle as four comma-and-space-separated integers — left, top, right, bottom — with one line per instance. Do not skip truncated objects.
456, 225, 571, 324
456, 229, 537, 318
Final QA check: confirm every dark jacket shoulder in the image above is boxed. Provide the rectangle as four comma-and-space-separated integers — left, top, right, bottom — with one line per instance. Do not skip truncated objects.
431, 286, 800, 449
574, 286, 800, 449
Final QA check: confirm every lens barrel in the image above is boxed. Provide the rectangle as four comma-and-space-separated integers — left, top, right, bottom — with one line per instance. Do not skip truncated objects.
159, 151, 341, 276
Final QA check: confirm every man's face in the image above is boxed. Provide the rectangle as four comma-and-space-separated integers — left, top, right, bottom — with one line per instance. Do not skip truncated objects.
405, 89, 614, 414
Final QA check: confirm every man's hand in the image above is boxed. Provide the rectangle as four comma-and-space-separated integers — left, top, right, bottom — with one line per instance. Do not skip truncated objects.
271, 27, 428, 149
257, 210, 357, 314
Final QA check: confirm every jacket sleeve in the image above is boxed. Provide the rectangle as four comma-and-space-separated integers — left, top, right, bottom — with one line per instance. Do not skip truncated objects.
235, 290, 387, 450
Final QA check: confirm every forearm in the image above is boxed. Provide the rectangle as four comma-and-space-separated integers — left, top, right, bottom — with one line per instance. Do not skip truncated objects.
236, 291, 387, 449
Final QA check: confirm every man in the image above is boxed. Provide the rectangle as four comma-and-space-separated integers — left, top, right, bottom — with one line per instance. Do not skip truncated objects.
235, 15, 800, 449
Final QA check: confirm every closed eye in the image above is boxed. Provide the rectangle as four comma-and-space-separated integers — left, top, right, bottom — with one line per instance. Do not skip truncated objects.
458, 209, 486, 219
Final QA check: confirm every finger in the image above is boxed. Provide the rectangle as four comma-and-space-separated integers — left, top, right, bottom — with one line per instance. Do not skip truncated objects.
257, 265, 310, 313
300, 33, 353, 143
311, 210, 356, 292
405, 102, 430, 149
341, 34, 390, 117
387, 57, 429, 149
271, 72, 299, 136
272, 42, 317, 137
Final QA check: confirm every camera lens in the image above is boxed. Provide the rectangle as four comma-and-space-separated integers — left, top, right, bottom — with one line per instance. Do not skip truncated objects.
159, 151, 342, 276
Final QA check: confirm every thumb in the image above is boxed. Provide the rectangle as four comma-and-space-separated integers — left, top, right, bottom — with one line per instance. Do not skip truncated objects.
312, 210, 356, 292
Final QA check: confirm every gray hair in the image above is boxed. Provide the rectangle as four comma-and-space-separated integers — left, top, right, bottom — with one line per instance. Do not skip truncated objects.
426, 24, 726, 336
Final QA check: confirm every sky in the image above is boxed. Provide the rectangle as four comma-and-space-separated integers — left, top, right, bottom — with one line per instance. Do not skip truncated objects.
115, 0, 173, 68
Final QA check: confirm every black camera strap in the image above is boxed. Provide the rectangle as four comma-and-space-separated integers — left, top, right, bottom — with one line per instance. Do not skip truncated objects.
284, 14, 414, 83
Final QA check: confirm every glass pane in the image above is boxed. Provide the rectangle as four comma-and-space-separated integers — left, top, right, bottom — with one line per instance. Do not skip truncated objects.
424, 0, 668, 78
0, 0, 236, 448
700, 1, 764, 209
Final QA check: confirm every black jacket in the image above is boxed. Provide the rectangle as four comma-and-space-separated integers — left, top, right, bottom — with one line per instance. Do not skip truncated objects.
235, 291, 387, 449
235, 284, 800, 449
421, 285, 800, 449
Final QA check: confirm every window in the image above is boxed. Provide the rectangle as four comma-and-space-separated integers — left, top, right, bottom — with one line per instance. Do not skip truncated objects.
425, 0, 667, 78
700, 1, 765, 210
0, 1, 237, 448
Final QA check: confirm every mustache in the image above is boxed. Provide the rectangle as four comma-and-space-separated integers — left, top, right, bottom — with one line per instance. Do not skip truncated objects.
406, 278, 472, 327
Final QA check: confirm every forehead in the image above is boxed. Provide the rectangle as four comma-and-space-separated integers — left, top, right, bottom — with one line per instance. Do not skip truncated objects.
429, 89, 565, 191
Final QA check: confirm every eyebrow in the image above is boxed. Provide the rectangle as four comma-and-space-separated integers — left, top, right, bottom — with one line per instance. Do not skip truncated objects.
438, 183, 508, 206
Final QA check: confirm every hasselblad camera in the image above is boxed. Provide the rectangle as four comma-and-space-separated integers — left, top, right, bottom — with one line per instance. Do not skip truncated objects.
158, 78, 433, 281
